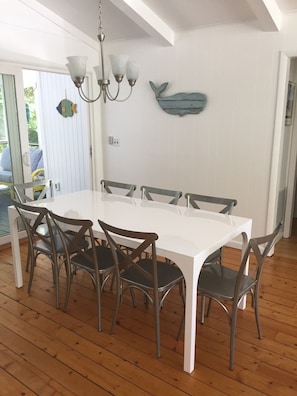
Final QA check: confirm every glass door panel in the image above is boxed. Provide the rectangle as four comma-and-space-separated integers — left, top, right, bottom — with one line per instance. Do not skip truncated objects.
0, 65, 28, 245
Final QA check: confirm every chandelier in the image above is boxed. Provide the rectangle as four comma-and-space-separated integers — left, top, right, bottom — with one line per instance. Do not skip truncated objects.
66, 0, 139, 103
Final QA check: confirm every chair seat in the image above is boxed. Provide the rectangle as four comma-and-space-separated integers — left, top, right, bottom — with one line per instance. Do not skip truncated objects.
71, 245, 114, 272
34, 231, 88, 256
199, 263, 257, 300
121, 258, 184, 291
204, 248, 221, 265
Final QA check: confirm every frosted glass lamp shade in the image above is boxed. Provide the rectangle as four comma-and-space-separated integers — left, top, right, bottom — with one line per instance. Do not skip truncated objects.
109, 54, 129, 76
126, 61, 139, 81
94, 63, 111, 81
66, 63, 76, 83
66, 56, 87, 78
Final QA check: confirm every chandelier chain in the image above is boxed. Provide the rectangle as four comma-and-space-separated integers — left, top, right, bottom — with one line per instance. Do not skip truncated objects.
98, 0, 103, 35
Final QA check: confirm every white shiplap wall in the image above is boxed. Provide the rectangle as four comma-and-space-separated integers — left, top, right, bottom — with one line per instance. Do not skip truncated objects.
36, 70, 92, 195
101, 15, 297, 238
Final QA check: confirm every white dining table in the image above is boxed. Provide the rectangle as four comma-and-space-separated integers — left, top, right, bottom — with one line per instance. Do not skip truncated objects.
8, 189, 252, 373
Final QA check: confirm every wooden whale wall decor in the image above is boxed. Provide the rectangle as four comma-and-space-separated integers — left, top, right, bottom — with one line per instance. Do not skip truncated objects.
149, 81, 207, 117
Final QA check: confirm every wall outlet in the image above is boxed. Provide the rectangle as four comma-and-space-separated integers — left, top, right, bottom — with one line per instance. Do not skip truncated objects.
113, 138, 120, 146
108, 136, 114, 145
55, 182, 60, 191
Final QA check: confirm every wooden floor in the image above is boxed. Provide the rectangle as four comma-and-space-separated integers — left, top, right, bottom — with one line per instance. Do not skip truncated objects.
1, 229, 297, 395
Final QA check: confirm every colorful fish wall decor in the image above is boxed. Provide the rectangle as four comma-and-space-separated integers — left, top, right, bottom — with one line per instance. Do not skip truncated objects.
56, 98, 77, 118
149, 81, 207, 117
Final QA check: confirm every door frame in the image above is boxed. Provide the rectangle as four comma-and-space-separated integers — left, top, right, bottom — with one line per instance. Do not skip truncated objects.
0, 63, 29, 245
268, 51, 297, 239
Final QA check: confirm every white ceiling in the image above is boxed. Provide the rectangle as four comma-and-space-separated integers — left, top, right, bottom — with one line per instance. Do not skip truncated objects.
35, 0, 297, 45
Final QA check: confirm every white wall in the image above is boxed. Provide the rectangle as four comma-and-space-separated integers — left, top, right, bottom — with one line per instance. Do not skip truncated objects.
102, 14, 297, 237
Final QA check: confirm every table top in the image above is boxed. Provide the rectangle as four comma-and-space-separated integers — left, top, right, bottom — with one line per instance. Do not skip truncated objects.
30, 189, 252, 264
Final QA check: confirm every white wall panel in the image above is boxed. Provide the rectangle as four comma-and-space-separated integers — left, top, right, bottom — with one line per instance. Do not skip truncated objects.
102, 19, 293, 237
36, 71, 92, 195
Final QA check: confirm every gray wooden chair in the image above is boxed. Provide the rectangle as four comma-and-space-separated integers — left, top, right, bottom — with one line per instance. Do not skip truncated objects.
198, 222, 282, 369
100, 179, 136, 197
13, 200, 60, 308
185, 193, 237, 265
14, 179, 54, 271
141, 185, 182, 205
98, 219, 185, 357
14, 179, 53, 203
50, 212, 115, 331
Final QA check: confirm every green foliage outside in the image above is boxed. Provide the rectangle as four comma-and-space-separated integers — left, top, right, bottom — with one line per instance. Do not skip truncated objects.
25, 86, 39, 146
0, 85, 38, 156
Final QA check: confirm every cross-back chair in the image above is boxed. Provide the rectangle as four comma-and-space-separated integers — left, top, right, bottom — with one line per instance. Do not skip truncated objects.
50, 212, 115, 331
100, 179, 136, 197
98, 219, 185, 357
141, 185, 182, 205
185, 193, 237, 214
198, 222, 282, 369
185, 192, 237, 266
14, 179, 54, 272
13, 200, 61, 308
14, 179, 53, 203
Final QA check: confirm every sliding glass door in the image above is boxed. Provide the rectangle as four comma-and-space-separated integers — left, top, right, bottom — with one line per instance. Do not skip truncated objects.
0, 65, 29, 245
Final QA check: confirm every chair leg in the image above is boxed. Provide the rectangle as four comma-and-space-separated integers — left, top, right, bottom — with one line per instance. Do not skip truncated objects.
27, 253, 36, 294
230, 305, 238, 370
254, 290, 263, 339
94, 270, 102, 332
200, 295, 206, 324
63, 258, 72, 312
206, 298, 213, 317
154, 300, 161, 358
176, 283, 185, 341
110, 279, 122, 334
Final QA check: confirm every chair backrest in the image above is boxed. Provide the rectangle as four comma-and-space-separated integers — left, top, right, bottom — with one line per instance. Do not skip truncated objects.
100, 179, 136, 197
14, 179, 53, 203
235, 222, 283, 299
49, 211, 94, 263
98, 219, 158, 280
13, 200, 54, 252
140, 185, 182, 205
185, 192, 237, 214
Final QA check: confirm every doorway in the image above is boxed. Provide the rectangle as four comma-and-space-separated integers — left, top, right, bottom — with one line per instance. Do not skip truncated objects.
269, 54, 297, 240
0, 65, 93, 246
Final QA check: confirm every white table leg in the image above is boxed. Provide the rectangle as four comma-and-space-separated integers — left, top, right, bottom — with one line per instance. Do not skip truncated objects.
182, 257, 203, 373
238, 227, 252, 310
8, 206, 23, 288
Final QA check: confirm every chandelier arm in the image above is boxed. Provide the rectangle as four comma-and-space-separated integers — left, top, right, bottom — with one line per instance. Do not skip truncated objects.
105, 83, 121, 101
115, 86, 133, 102
78, 86, 102, 103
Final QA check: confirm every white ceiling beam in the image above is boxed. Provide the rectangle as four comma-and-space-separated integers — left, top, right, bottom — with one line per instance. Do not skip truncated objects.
246, 0, 282, 31
109, 0, 175, 46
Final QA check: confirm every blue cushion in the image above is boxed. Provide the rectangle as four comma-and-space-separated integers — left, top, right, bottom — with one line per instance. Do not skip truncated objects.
0, 147, 12, 171
0, 170, 13, 183
30, 148, 43, 172
36, 155, 44, 170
